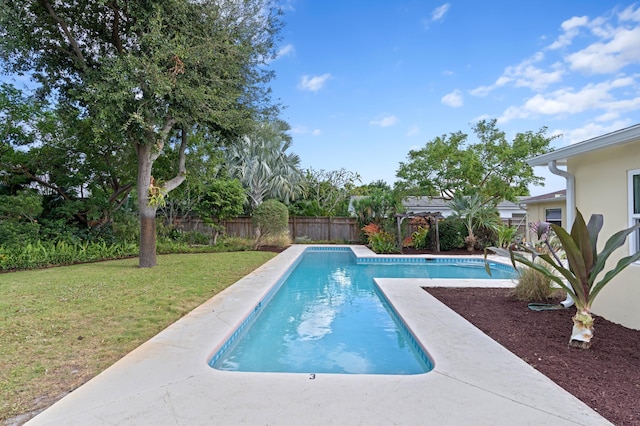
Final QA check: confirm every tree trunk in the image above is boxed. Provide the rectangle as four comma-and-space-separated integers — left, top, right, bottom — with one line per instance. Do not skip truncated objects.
569, 309, 594, 349
135, 122, 182, 268
464, 235, 477, 252
137, 144, 157, 268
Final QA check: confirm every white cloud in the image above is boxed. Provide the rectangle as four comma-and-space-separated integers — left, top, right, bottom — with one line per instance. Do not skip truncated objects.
369, 114, 398, 127
422, 3, 450, 29
432, 3, 450, 21
441, 89, 463, 107
619, 4, 640, 23
406, 125, 420, 136
566, 26, 640, 74
548, 16, 589, 50
498, 77, 639, 123
292, 126, 322, 136
276, 43, 295, 59
474, 3, 640, 107
472, 53, 563, 96
280, 0, 296, 11
470, 85, 493, 97
564, 120, 633, 144
298, 73, 331, 92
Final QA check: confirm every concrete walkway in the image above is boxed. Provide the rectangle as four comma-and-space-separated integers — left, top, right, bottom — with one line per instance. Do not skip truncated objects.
27, 245, 612, 425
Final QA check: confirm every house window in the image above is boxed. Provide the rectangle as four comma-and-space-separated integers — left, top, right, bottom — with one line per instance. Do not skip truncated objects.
545, 208, 562, 228
629, 170, 640, 256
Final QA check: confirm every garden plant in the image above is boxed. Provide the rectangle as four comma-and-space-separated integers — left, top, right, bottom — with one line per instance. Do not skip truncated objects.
488, 210, 640, 348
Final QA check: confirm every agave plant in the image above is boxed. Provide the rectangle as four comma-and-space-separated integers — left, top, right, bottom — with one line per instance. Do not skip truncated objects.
487, 210, 640, 349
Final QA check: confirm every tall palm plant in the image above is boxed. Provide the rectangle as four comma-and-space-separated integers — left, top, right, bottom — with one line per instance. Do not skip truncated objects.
448, 193, 500, 251
225, 121, 303, 209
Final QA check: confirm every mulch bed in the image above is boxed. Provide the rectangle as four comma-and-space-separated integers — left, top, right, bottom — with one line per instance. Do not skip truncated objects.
425, 287, 640, 426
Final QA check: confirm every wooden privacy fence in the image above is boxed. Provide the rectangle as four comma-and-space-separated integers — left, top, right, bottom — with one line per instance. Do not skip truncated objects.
175, 216, 362, 243
174, 216, 526, 244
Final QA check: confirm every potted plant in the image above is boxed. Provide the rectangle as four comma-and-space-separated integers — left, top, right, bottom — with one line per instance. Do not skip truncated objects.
487, 209, 640, 349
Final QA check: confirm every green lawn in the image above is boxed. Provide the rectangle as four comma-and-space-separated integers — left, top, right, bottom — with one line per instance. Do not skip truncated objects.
0, 251, 276, 422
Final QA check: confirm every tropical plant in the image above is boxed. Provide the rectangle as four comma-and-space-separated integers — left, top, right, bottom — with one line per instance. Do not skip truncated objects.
496, 223, 519, 249
488, 210, 640, 348
226, 121, 303, 210
448, 193, 500, 252
352, 187, 402, 229
410, 217, 430, 250
362, 223, 399, 254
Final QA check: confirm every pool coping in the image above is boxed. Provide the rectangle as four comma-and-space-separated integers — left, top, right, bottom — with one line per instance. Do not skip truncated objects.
27, 245, 612, 425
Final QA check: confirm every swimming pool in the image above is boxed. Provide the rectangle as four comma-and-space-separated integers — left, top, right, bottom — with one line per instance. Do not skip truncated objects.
209, 247, 516, 375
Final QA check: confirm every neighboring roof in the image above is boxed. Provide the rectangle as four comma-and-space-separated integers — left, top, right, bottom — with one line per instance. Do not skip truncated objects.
520, 189, 566, 205
404, 196, 524, 208
402, 196, 526, 219
527, 123, 640, 166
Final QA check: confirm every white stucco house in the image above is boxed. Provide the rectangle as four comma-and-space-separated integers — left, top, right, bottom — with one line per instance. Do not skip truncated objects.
527, 123, 640, 330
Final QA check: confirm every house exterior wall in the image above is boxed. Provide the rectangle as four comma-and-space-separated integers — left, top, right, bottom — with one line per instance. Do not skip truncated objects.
524, 200, 566, 243
568, 140, 640, 329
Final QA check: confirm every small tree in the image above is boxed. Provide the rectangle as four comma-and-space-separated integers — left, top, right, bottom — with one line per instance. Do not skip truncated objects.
488, 210, 640, 349
252, 199, 289, 249
194, 179, 246, 245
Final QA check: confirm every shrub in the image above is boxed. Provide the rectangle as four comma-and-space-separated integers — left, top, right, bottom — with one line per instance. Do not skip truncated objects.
0, 240, 138, 271
410, 217, 430, 249
252, 200, 289, 248
438, 218, 465, 251
362, 223, 399, 254
511, 264, 563, 302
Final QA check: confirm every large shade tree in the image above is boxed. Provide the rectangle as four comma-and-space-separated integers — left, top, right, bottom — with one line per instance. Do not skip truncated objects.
395, 119, 555, 202
3, 100, 137, 229
0, 0, 283, 267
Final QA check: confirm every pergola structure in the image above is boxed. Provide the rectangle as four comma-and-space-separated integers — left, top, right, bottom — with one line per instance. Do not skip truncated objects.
395, 212, 444, 253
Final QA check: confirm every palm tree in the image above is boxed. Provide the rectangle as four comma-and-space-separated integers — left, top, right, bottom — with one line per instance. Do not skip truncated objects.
225, 121, 303, 209
447, 193, 500, 251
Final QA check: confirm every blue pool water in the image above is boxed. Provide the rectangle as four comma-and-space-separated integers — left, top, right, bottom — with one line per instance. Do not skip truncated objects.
209, 248, 516, 375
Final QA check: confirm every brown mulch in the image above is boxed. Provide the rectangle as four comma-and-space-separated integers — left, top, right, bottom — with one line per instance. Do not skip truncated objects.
425, 287, 640, 426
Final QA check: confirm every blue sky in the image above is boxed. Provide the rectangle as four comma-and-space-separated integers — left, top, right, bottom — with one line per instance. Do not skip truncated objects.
269, 1, 640, 195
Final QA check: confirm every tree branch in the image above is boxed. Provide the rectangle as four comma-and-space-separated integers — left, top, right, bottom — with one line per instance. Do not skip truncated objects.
107, 1, 124, 53
149, 116, 177, 162
37, 0, 88, 71
162, 127, 188, 193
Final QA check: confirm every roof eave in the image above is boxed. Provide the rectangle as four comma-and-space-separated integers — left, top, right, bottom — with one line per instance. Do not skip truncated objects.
527, 123, 640, 167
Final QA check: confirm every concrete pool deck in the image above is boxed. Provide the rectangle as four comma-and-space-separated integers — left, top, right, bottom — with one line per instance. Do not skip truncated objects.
27, 245, 612, 425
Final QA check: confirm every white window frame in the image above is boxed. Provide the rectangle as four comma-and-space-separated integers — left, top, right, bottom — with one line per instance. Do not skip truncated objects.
628, 169, 640, 259
545, 208, 562, 228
